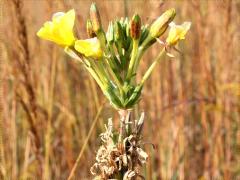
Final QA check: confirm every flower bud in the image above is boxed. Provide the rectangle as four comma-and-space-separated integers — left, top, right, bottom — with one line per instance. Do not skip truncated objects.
130, 14, 141, 40
86, 20, 96, 38
149, 8, 176, 38
90, 3, 102, 32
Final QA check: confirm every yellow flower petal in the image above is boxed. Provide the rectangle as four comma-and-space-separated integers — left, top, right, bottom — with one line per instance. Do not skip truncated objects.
74, 37, 103, 59
166, 22, 191, 46
37, 9, 76, 46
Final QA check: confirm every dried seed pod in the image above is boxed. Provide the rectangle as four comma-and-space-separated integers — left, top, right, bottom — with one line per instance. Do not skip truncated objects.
149, 8, 176, 38
130, 14, 141, 40
90, 3, 102, 32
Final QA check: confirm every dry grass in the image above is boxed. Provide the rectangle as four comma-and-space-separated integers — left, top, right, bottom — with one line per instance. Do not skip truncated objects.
0, 0, 239, 179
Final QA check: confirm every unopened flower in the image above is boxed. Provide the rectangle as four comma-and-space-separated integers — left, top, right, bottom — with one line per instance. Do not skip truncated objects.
37, 9, 76, 46
74, 37, 103, 58
166, 22, 191, 46
149, 8, 176, 38
130, 14, 141, 40
90, 3, 102, 33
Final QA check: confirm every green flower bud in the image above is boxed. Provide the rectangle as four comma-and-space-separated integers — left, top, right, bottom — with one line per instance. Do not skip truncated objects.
90, 3, 102, 32
86, 20, 96, 38
149, 8, 176, 38
130, 14, 141, 40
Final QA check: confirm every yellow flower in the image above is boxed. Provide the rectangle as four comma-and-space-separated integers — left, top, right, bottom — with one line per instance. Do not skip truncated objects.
37, 9, 76, 46
166, 22, 191, 46
74, 37, 103, 59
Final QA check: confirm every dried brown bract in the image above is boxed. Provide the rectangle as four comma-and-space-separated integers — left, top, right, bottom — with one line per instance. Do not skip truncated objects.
91, 112, 148, 180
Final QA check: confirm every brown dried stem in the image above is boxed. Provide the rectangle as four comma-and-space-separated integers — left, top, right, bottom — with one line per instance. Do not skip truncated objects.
91, 111, 147, 180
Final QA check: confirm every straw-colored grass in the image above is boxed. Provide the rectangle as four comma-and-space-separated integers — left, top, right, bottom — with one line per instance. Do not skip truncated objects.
0, 0, 239, 179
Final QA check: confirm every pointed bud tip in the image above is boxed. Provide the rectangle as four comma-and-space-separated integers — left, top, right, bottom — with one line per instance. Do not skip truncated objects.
89, 3, 102, 32
149, 8, 176, 38
132, 14, 141, 22
167, 8, 176, 19
90, 3, 97, 11
168, 8, 176, 13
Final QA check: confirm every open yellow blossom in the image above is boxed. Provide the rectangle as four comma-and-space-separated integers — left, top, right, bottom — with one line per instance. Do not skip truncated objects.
166, 22, 191, 46
74, 37, 103, 59
37, 9, 76, 46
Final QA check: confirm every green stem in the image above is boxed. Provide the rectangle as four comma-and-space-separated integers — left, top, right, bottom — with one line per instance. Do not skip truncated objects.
99, 59, 123, 96
70, 49, 106, 91
126, 40, 139, 81
108, 46, 121, 70
140, 48, 166, 85
89, 59, 109, 85
95, 60, 109, 82
103, 58, 123, 94
133, 35, 157, 72
80, 58, 107, 91
132, 46, 145, 75
85, 65, 106, 91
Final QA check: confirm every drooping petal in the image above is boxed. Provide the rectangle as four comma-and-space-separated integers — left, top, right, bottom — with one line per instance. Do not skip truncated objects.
74, 37, 103, 59
166, 22, 191, 46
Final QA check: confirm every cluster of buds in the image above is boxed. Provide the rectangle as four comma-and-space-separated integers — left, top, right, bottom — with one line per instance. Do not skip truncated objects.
37, 3, 191, 110
91, 113, 148, 179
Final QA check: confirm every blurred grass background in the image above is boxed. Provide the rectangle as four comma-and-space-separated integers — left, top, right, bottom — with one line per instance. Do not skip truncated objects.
0, 0, 240, 179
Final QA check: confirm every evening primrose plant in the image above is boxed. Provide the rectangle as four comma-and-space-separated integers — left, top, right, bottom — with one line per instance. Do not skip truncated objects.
37, 4, 190, 110
37, 3, 190, 179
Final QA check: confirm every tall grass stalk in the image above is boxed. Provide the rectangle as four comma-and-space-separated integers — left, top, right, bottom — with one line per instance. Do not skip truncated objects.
67, 103, 104, 180
43, 46, 57, 180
